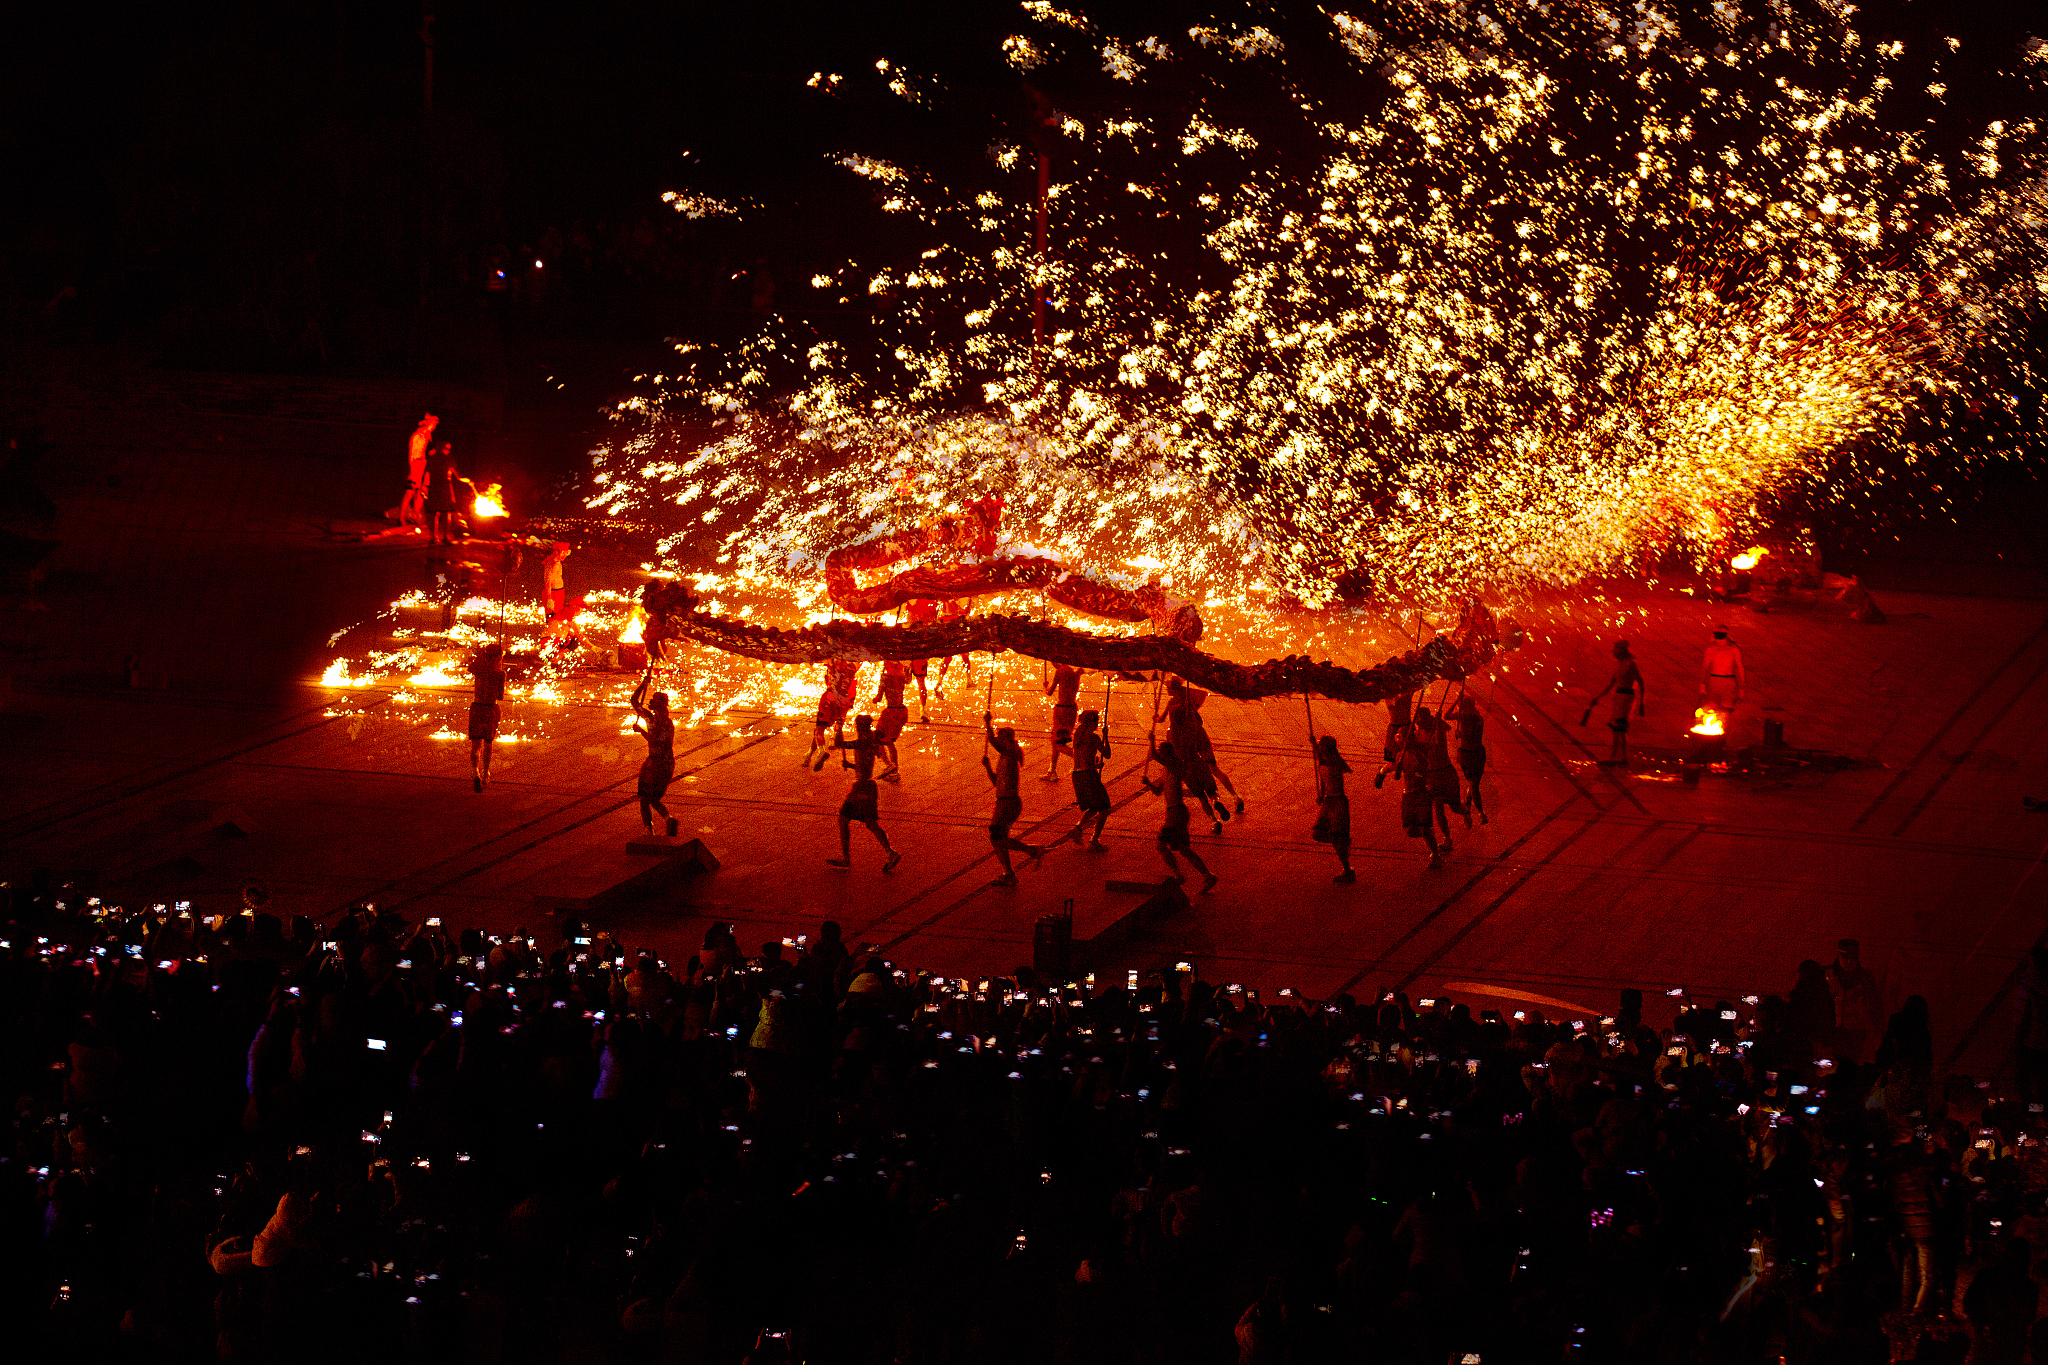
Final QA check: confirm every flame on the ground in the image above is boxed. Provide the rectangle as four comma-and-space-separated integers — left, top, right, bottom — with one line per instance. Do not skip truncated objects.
473, 485, 507, 519
1690, 707, 1726, 738
1729, 547, 1767, 572
620, 606, 646, 645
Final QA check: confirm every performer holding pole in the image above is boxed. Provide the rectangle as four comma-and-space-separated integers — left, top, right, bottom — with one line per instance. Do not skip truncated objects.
1454, 693, 1489, 827
936, 595, 975, 697
807, 656, 860, 771
631, 670, 678, 838
870, 660, 911, 781
1306, 697, 1356, 883
1582, 640, 1646, 768
1157, 678, 1230, 833
1148, 736, 1218, 893
1058, 710, 1113, 850
825, 714, 902, 873
982, 709, 1046, 885
1374, 689, 1415, 789
467, 642, 505, 793
1042, 662, 1082, 781
400, 412, 438, 527
902, 597, 939, 720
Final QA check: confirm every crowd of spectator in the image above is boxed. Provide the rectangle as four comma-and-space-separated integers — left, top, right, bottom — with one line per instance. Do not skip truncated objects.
6, 888, 2047, 1364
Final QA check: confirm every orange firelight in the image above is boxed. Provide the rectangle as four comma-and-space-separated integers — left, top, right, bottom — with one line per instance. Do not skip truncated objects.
1689, 707, 1725, 737
1729, 546, 1766, 571
473, 484, 507, 519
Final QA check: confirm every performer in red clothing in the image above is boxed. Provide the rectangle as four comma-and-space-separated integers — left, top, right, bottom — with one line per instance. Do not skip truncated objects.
871, 660, 912, 781
1042, 663, 1082, 780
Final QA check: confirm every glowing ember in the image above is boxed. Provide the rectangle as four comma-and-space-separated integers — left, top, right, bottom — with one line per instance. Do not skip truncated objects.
1690, 707, 1726, 738
1729, 548, 1767, 572
591, 4, 2044, 605
472, 485, 508, 519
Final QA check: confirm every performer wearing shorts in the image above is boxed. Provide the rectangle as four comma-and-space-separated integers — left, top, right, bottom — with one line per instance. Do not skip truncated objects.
1149, 738, 1218, 892
808, 657, 860, 770
542, 542, 572, 619
1454, 693, 1488, 827
1312, 734, 1355, 883
1421, 706, 1464, 850
982, 712, 1045, 885
903, 598, 939, 719
631, 671, 678, 837
1699, 624, 1744, 728
1158, 679, 1236, 830
1376, 690, 1414, 789
401, 412, 437, 527
1585, 640, 1646, 768
871, 660, 911, 780
467, 642, 505, 793
1058, 710, 1113, 850
825, 714, 901, 873
1043, 663, 1082, 780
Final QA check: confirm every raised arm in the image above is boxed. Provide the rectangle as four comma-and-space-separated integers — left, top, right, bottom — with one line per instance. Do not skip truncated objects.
630, 671, 654, 720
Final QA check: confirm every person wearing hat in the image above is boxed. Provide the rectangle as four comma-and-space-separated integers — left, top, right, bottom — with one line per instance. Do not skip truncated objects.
1699, 624, 1745, 728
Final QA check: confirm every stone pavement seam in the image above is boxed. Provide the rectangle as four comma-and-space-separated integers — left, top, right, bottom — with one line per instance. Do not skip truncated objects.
1851, 614, 2048, 830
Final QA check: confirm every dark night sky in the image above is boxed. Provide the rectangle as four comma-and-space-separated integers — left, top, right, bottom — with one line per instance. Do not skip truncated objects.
2, 2, 2039, 387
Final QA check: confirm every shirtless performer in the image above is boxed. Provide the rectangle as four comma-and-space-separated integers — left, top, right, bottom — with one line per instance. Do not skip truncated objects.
1058, 710, 1113, 850
982, 712, 1046, 885
1584, 640, 1646, 767
1157, 678, 1239, 829
807, 656, 861, 771
467, 643, 506, 793
1374, 689, 1416, 790
1454, 693, 1489, 827
1042, 663, 1082, 780
1149, 737, 1219, 892
902, 597, 939, 720
936, 596, 975, 696
825, 714, 902, 872
870, 660, 912, 781
1699, 625, 1745, 730
401, 412, 438, 526
630, 671, 679, 837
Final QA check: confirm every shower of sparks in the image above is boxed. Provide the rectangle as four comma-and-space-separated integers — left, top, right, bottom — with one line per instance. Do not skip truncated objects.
592, 0, 2044, 611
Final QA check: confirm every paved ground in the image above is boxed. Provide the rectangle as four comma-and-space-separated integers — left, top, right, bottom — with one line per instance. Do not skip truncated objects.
5, 574, 2046, 1078
4, 355, 2045, 1076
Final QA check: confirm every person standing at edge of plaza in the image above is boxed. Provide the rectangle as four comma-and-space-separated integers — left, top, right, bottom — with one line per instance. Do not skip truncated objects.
1042, 662, 1082, 781
423, 440, 465, 545
1826, 937, 1884, 1063
1059, 709, 1113, 850
870, 659, 911, 781
631, 670, 678, 838
983, 711, 1047, 885
1312, 733, 1356, 883
467, 642, 505, 793
1583, 640, 1646, 768
1700, 623, 1746, 730
400, 412, 437, 526
825, 713, 902, 873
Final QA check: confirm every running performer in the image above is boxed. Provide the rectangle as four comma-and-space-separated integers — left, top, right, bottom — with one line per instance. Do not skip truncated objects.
1042, 663, 1082, 780
807, 656, 861, 771
1312, 734, 1356, 883
982, 712, 1046, 885
1059, 710, 1113, 850
1584, 640, 1646, 768
871, 660, 911, 781
903, 597, 939, 719
1454, 693, 1489, 827
825, 714, 902, 873
1149, 737, 1218, 892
